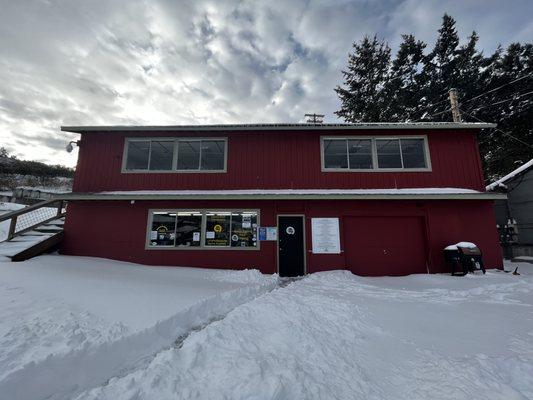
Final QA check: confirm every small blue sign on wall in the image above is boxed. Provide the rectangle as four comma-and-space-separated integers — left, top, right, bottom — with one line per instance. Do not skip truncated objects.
258, 227, 277, 241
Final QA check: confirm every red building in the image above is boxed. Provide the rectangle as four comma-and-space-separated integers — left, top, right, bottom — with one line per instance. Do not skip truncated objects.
59, 123, 505, 276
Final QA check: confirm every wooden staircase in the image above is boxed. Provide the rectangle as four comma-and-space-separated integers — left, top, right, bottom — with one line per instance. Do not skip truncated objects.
0, 199, 66, 261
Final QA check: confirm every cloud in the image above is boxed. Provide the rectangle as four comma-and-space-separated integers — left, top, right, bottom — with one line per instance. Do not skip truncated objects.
0, 0, 531, 166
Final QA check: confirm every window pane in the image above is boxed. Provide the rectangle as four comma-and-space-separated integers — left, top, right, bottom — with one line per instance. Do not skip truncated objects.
401, 139, 427, 168
149, 141, 174, 170
177, 141, 200, 170
126, 141, 150, 170
230, 212, 258, 247
205, 212, 231, 246
324, 139, 348, 169
149, 212, 176, 246
200, 140, 225, 170
348, 139, 373, 169
376, 139, 402, 168
175, 212, 202, 247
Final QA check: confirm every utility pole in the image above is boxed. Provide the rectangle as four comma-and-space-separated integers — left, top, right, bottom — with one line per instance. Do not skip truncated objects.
305, 113, 324, 124
448, 88, 462, 123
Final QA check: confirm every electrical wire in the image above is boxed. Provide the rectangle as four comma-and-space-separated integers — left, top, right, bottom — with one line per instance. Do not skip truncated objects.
460, 73, 532, 105
460, 109, 533, 148
464, 90, 533, 114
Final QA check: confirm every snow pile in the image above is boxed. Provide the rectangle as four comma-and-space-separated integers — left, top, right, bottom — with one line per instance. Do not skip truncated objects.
78, 265, 533, 400
0, 256, 276, 400
0, 202, 26, 242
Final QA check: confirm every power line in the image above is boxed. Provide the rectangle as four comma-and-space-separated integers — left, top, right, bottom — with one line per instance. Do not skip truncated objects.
460, 109, 533, 149
465, 90, 533, 114
461, 73, 532, 105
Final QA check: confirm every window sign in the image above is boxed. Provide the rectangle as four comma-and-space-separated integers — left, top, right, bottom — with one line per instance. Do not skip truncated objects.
230, 212, 258, 247
149, 212, 177, 247
311, 218, 341, 254
258, 227, 277, 241
205, 212, 231, 247
148, 210, 258, 249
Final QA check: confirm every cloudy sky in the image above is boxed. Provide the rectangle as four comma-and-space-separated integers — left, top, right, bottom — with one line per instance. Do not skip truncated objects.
1, 0, 532, 167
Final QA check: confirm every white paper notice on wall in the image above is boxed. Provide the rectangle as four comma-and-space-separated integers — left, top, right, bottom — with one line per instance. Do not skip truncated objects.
193, 232, 200, 242
150, 231, 158, 240
206, 231, 215, 239
311, 218, 341, 254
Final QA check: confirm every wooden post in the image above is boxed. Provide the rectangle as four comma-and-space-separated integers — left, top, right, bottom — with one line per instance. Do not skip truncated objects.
7, 216, 17, 241
56, 200, 64, 216
448, 88, 462, 123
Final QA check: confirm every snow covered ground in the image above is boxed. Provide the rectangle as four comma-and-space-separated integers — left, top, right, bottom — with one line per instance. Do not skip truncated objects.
76, 261, 533, 400
2, 255, 533, 400
0, 255, 277, 400
0, 201, 26, 242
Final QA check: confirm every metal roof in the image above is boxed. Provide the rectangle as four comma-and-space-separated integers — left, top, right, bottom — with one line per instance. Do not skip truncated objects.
61, 122, 496, 134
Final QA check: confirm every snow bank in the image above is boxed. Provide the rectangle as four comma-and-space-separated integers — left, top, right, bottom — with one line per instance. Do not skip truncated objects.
0, 202, 26, 242
77, 268, 533, 400
0, 256, 277, 400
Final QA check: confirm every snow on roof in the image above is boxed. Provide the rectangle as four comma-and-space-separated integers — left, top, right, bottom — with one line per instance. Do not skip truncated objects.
486, 159, 533, 191
61, 122, 496, 134
56, 188, 506, 201
101, 188, 480, 195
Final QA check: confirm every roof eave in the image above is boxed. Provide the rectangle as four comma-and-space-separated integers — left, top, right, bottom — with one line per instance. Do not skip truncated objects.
61, 122, 497, 134
54, 192, 507, 201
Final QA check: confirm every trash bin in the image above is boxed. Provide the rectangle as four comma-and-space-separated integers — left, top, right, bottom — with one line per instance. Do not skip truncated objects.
443, 242, 486, 276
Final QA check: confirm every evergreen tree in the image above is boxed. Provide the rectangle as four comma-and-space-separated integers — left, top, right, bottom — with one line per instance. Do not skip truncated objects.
335, 13, 533, 180
382, 35, 425, 121
467, 43, 533, 180
334, 35, 391, 122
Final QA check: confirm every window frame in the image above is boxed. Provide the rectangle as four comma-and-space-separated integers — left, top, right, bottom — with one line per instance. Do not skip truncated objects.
145, 209, 260, 251
320, 135, 431, 172
122, 137, 228, 173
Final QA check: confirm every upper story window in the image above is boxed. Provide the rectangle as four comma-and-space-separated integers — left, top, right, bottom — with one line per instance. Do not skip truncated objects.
322, 136, 430, 171
123, 138, 227, 173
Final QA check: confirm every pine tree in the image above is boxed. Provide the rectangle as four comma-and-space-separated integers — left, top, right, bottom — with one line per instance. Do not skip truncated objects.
382, 35, 425, 121
335, 14, 532, 180
468, 43, 533, 180
334, 36, 391, 122
420, 14, 461, 120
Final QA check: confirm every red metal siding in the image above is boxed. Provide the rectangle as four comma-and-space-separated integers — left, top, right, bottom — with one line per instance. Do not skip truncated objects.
73, 129, 486, 192
61, 199, 502, 276
344, 216, 428, 276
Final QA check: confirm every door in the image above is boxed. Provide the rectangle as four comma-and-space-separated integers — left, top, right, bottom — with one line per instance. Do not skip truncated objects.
344, 216, 428, 276
278, 216, 305, 277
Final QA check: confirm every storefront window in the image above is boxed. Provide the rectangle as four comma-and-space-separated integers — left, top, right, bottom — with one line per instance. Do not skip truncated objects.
149, 212, 176, 246
230, 212, 258, 247
148, 210, 259, 250
205, 212, 231, 247
175, 212, 202, 247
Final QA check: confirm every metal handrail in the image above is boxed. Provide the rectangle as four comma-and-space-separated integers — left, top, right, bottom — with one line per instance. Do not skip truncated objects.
0, 199, 66, 241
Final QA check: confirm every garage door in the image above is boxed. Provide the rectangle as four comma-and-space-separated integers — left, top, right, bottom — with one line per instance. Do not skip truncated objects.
344, 216, 428, 276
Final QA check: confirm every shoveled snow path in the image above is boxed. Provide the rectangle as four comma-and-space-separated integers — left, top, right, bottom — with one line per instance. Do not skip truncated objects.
78, 266, 533, 400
